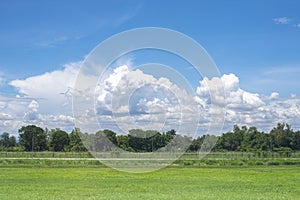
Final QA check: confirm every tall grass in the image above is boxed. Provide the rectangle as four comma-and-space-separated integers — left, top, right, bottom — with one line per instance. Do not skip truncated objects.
1, 151, 299, 159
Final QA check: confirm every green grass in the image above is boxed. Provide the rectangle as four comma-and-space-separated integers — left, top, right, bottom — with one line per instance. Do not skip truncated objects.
0, 151, 93, 158
2, 157, 300, 168
0, 165, 299, 199
1, 151, 300, 159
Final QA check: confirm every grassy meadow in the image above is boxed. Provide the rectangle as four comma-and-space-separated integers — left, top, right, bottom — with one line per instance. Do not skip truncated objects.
0, 159, 300, 200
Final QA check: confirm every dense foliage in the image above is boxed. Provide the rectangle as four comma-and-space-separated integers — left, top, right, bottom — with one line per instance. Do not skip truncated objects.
1, 123, 300, 152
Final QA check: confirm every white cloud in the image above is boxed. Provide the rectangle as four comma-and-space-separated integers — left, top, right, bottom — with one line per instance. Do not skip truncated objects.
1, 60, 300, 135
10, 61, 80, 114
28, 100, 39, 112
196, 73, 300, 132
0, 112, 13, 120
273, 17, 291, 24
0, 94, 76, 134
0, 62, 82, 134
94, 65, 201, 135
269, 92, 279, 100
197, 73, 264, 110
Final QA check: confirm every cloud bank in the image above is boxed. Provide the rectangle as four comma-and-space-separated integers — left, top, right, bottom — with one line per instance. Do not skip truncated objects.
1, 62, 300, 136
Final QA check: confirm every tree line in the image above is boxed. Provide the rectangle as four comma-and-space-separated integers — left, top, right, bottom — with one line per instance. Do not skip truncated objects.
190, 123, 300, 152
1, 123, 300, 152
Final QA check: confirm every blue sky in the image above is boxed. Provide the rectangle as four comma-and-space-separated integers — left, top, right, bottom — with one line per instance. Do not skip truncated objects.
1, 0, 300, 134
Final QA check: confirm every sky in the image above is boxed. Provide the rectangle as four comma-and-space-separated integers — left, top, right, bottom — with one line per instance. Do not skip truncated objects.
1, 0, 300, 136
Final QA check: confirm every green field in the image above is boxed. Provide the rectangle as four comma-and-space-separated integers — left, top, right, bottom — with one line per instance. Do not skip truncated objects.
1, 163, 300, 200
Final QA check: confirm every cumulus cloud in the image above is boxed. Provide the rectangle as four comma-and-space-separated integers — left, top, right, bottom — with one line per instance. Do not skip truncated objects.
0, 62, 81, 134
269, 92, 279, 100
10, 61, 80, 114
197, 73, 264, 110
28, 100, 39, 112
196, 73, 300, 132
0, 96, 30, 134
94, 65, 200, 135
0, 112, 13, 120
0, 94, 76, 134
1, 60, 300, 135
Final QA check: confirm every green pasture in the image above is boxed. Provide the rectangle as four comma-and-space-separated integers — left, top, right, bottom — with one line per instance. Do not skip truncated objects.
0, 164, 299, 200
1, 152, 300, 199
1, 151, 300, 159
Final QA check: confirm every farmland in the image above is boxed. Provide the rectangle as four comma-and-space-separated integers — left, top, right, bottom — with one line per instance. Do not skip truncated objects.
0, 165, 299, 200
0, 153, 300, 200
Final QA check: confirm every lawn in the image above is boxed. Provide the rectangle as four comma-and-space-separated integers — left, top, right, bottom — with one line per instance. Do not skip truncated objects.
0, 165, 299, 200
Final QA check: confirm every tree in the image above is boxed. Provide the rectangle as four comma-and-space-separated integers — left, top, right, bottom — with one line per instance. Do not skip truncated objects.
292, 131, 300, 150
166, 129, 176, 142
103, 129, 117, 146
128, 129, 160, 152
270, 123, 293, 149
188, 135, 205, 151
19, 125, 47, 151
126, 129, 177, 152
91, 131, 111, 152
8, 136, 17, 148
49, 129, 70, 151
0, 132, 10, 148
216, 125, 245, 151
241, 126, 269, 151
117, 135, 133, 151
69, 128, 87, 152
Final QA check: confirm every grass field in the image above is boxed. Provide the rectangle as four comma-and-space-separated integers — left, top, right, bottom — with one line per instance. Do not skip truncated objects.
1, 151, 300, 159
0, 164, 300, 200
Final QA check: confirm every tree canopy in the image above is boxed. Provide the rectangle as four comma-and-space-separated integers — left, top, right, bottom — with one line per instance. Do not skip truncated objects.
1, 123, 300, 152
49, 129, 70, 151
18, 125, 47, 151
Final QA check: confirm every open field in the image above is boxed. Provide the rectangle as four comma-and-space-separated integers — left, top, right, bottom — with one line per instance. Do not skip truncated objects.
1, 151, 300, 159
0, 164, 299, 200
1, 152, 300, 199
1, 151, 300, 167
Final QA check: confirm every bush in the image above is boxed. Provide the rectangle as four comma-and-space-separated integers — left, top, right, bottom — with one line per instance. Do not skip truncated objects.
267, 161, 280, 165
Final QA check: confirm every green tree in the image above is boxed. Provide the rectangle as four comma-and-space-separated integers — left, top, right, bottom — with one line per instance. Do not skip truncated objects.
126, 129, 177, 152
19, 125, 47, 151
241, 126, 269, 151
0, 132, 10, 148
92, 131, 107, 152
8, 135, 17, 148
103, 129, 117, 146
216, 125, 245, 151
69, 128, 87, 152
117, 135, 130, 150
291, 131, 300, 150
188, 136, 205, 151
166, 129, 176, 142
49, 129, 70, 151
270, 123, 293, 149
128, 129, 159, 152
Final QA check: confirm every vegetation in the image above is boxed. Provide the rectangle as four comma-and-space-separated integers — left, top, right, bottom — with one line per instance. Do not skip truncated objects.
1, 123, 299, 199
49, 129, 70, 151
18, 125, 47, 151
0, 165, 299, 200
1, 123, 300, 153
0, 132, 16, 149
